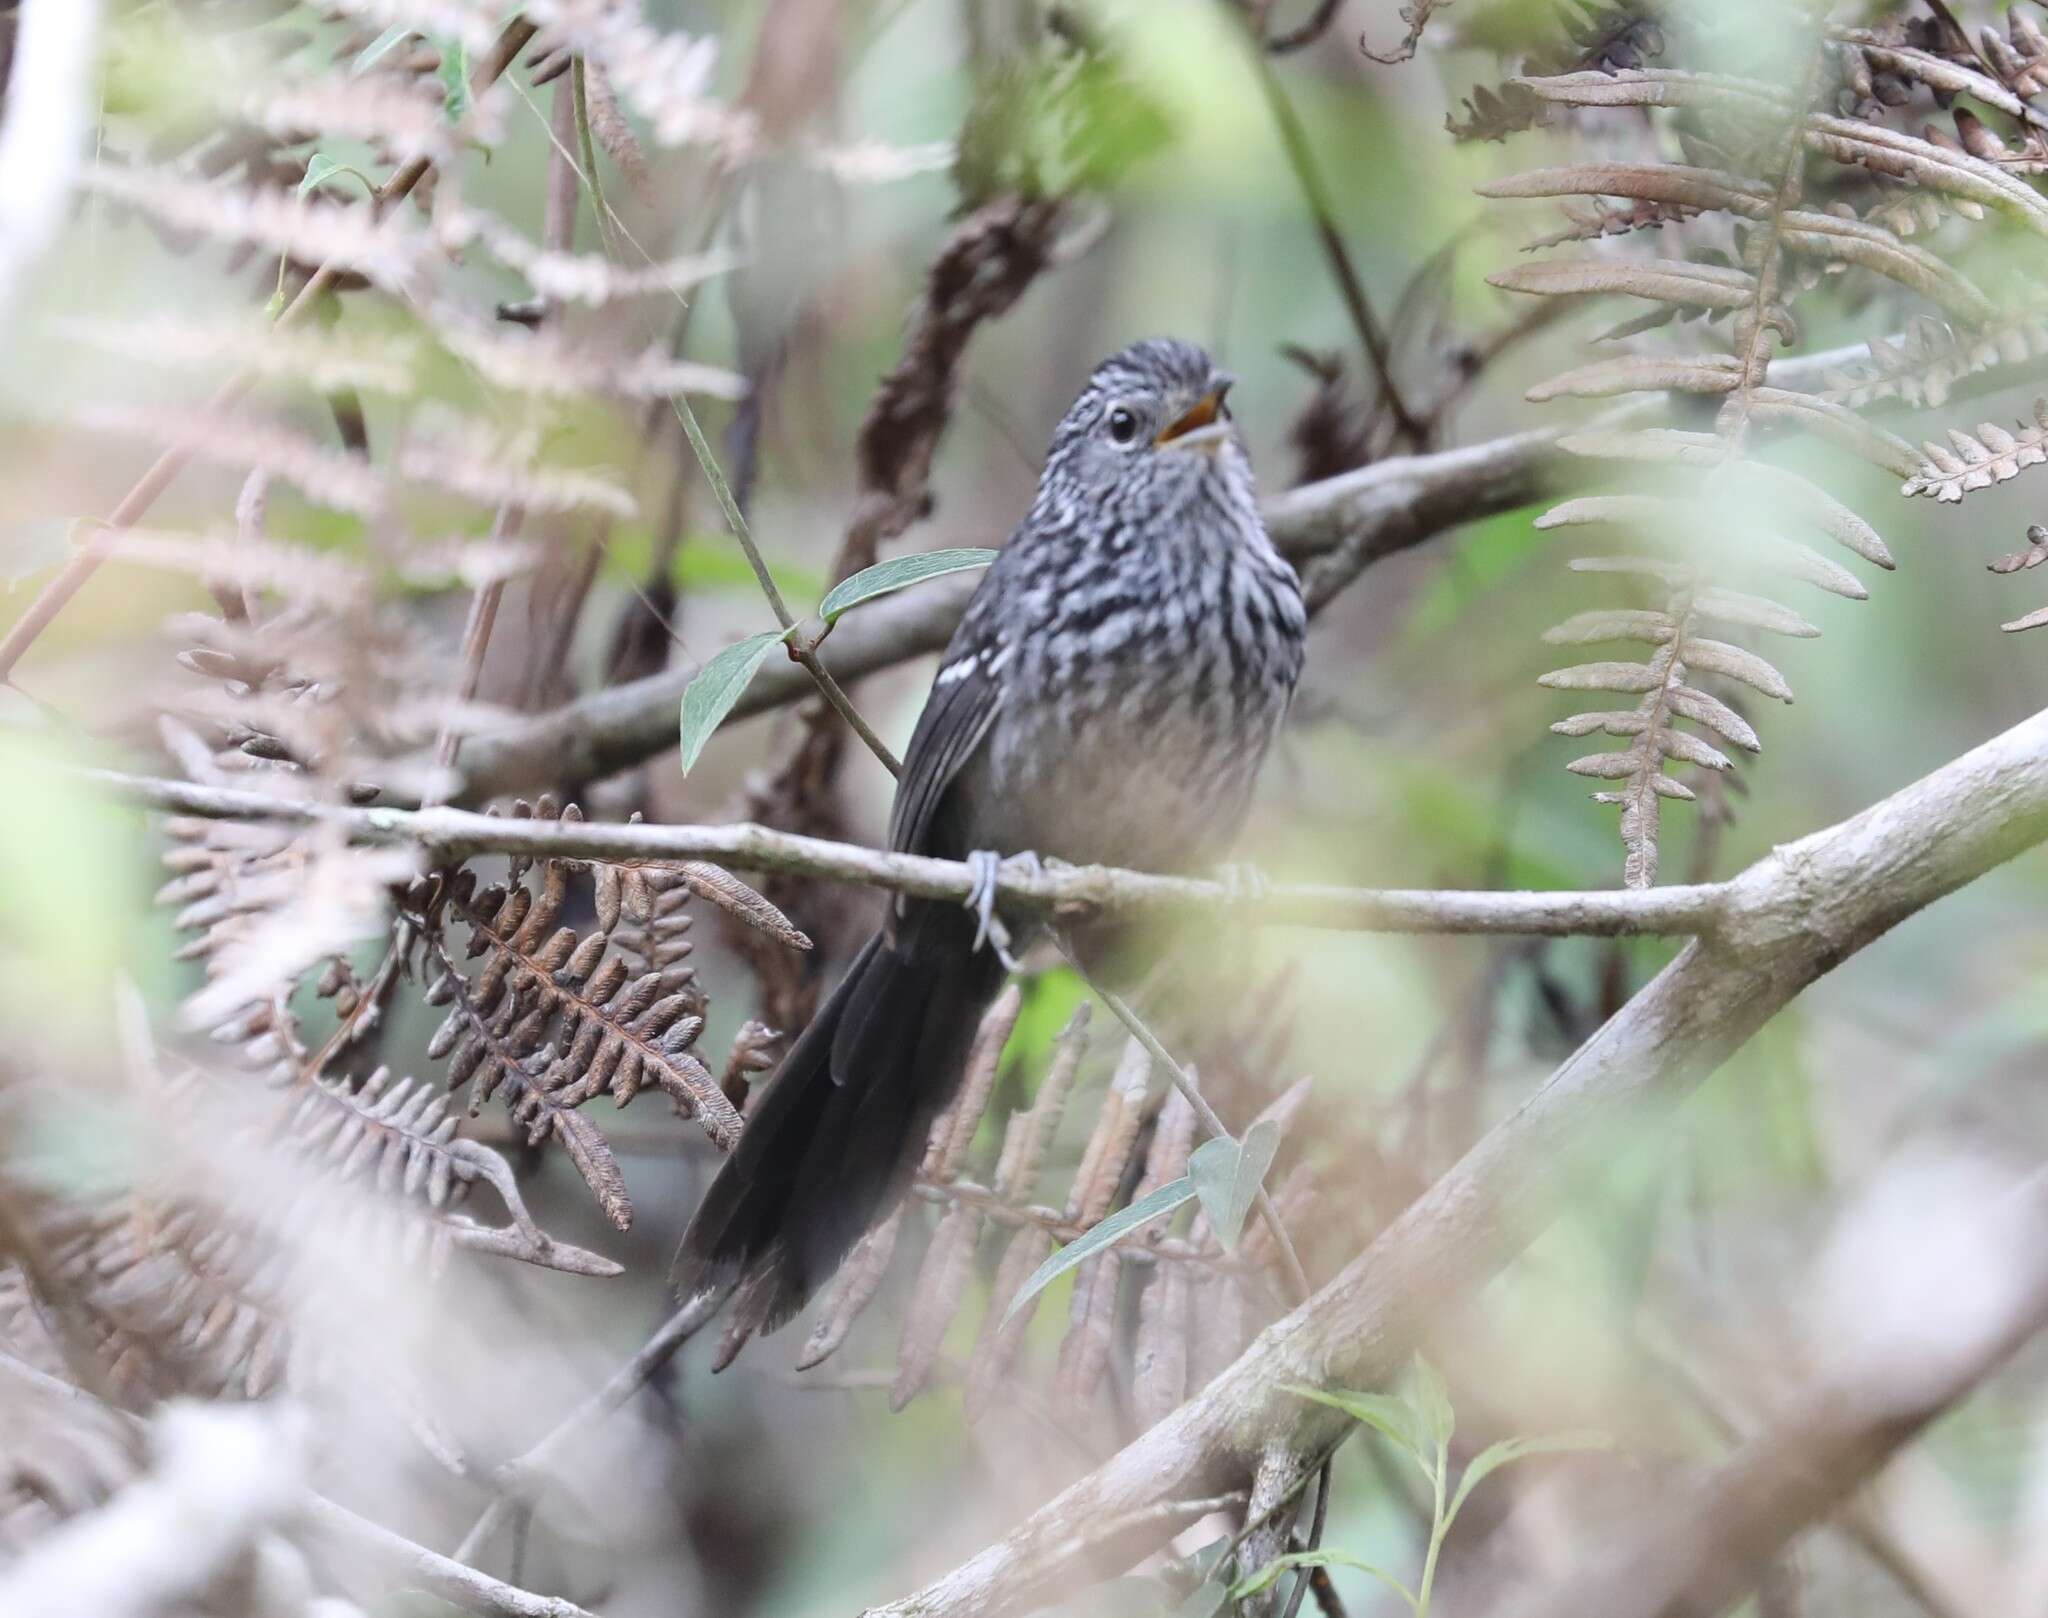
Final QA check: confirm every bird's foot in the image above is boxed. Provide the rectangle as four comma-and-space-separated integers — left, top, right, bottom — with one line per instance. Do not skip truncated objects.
963, 849, 1038, 973
1213, 861, 1271, 905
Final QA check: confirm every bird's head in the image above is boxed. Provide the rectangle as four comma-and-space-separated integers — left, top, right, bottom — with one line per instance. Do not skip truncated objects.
1041, 338, 1248, 513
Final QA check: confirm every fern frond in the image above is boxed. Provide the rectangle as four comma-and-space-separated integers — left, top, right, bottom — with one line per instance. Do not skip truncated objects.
433, 319, 745, 402
84, 163, 425, 288
1991, 524, 2048, 578
0, 1344, 140, 1558
1821, 315, 2048, 409
75, 403, 388, 516
889, 987, 1023, 1410
1129, 1090, 1198, 1433
1902, 398, 2048, 502
396, 408, 636, 519
1487, 9, 1920, 887
436, 205, 739, 306
409, 809, 749, 1227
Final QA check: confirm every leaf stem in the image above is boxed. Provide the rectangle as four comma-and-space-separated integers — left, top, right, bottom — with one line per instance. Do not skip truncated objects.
1414, 1441, 1448, 1618
668, 392, 904, 777
1060, 949, 1311, 1303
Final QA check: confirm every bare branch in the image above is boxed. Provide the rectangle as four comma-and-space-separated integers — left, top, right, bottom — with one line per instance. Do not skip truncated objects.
860, 701, 2048, 1618
454, 337, 1877, 800
90, 769, 1728, 939
1496, 1162, 2048, 1618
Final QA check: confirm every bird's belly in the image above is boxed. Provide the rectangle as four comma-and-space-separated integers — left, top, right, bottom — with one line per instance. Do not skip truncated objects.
964, 695, 1266, 876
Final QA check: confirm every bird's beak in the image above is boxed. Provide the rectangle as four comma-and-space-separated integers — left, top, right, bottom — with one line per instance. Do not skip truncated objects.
1156, 378, 1235, 452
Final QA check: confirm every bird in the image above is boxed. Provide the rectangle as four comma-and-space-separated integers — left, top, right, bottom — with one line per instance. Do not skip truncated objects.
672, 337, 1308, 1348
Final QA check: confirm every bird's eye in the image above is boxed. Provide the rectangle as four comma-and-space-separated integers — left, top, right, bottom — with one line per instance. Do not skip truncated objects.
1107, 406, 1139, 445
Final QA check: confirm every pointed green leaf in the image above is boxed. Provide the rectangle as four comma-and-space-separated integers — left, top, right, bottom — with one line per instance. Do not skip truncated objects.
351, 24, 413, 76
1283, 1383, 1429, 1471
1445, 1431, 1612, 1528
679, 631, 783, 774
1188, 1117, 1280, 1250
298, 154, 374, 199
1001, 1174, 1196, 1323
1413, 1354, 1455, 1449
1231, 1550, 1417, 1610
818, 548, 997, 624
434, 35, 471, 123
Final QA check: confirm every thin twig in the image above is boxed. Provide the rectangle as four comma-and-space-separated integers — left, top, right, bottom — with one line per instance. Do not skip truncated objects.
84, 768, 1733, 939
431, 507, 520, 786
309, 1497, 601, 1618
1279, 1460, 1334, 1618
1246, 39, 1425, 448
452, 1287, 729, 1567
1264, 0, 1347, 53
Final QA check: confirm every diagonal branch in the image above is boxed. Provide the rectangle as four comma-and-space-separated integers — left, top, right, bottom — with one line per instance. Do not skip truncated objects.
859, 701, 2048, 1618
1495, 1163, 2048, 1618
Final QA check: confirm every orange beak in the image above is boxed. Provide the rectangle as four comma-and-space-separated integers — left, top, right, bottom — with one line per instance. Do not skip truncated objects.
1155, 382, 1233, 447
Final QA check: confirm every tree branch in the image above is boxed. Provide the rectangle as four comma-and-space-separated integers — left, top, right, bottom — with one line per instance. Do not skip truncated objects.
1495, 1164, 2048, 1618
87, 768, 1727, 938
859, 701, 2048, 1618
453, 337, 1878, 801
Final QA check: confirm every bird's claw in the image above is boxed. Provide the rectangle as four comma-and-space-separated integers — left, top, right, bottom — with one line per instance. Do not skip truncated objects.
1214, 861, 1271, 905
964, 850, 1036, 973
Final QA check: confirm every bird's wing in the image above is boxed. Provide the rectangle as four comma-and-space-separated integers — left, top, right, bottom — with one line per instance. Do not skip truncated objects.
886, 642, 1004, 859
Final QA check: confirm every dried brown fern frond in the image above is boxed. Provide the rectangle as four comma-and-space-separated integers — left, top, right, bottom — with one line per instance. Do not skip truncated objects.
1448, 0, 1669, 143
1820, 313, 2048, 409
405, 798, 777, 1228
1472, 3, 2040, 885
290, 1065, 620, 1276
1992, 524, 2048, 634
0, 1347, 140, 1561
792, 992, 1318, 1438
1901, 397, 2048, 502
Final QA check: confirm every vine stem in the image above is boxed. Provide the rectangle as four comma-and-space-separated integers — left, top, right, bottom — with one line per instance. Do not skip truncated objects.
1244, 34, 1425, 449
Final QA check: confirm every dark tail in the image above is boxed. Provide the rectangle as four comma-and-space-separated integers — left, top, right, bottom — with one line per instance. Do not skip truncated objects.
672, 903, 1003, 1348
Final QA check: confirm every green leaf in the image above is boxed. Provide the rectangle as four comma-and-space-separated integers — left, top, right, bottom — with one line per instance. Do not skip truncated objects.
350, 24, 413, 76
817, 548, 997, 624
433, 35, 471, 123
678, 631, 783, 774
1413, 1354, 1455, 1449
1445, 1431, 1612, 1529
1166, 1579, 1229, 1618
298, 154, 374, 199
1231, 1550, 1416, 1610
1002, 1174, 1196, 1323
1283, 1383, 1429, 1471
1188, 1117, 1279, 1250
